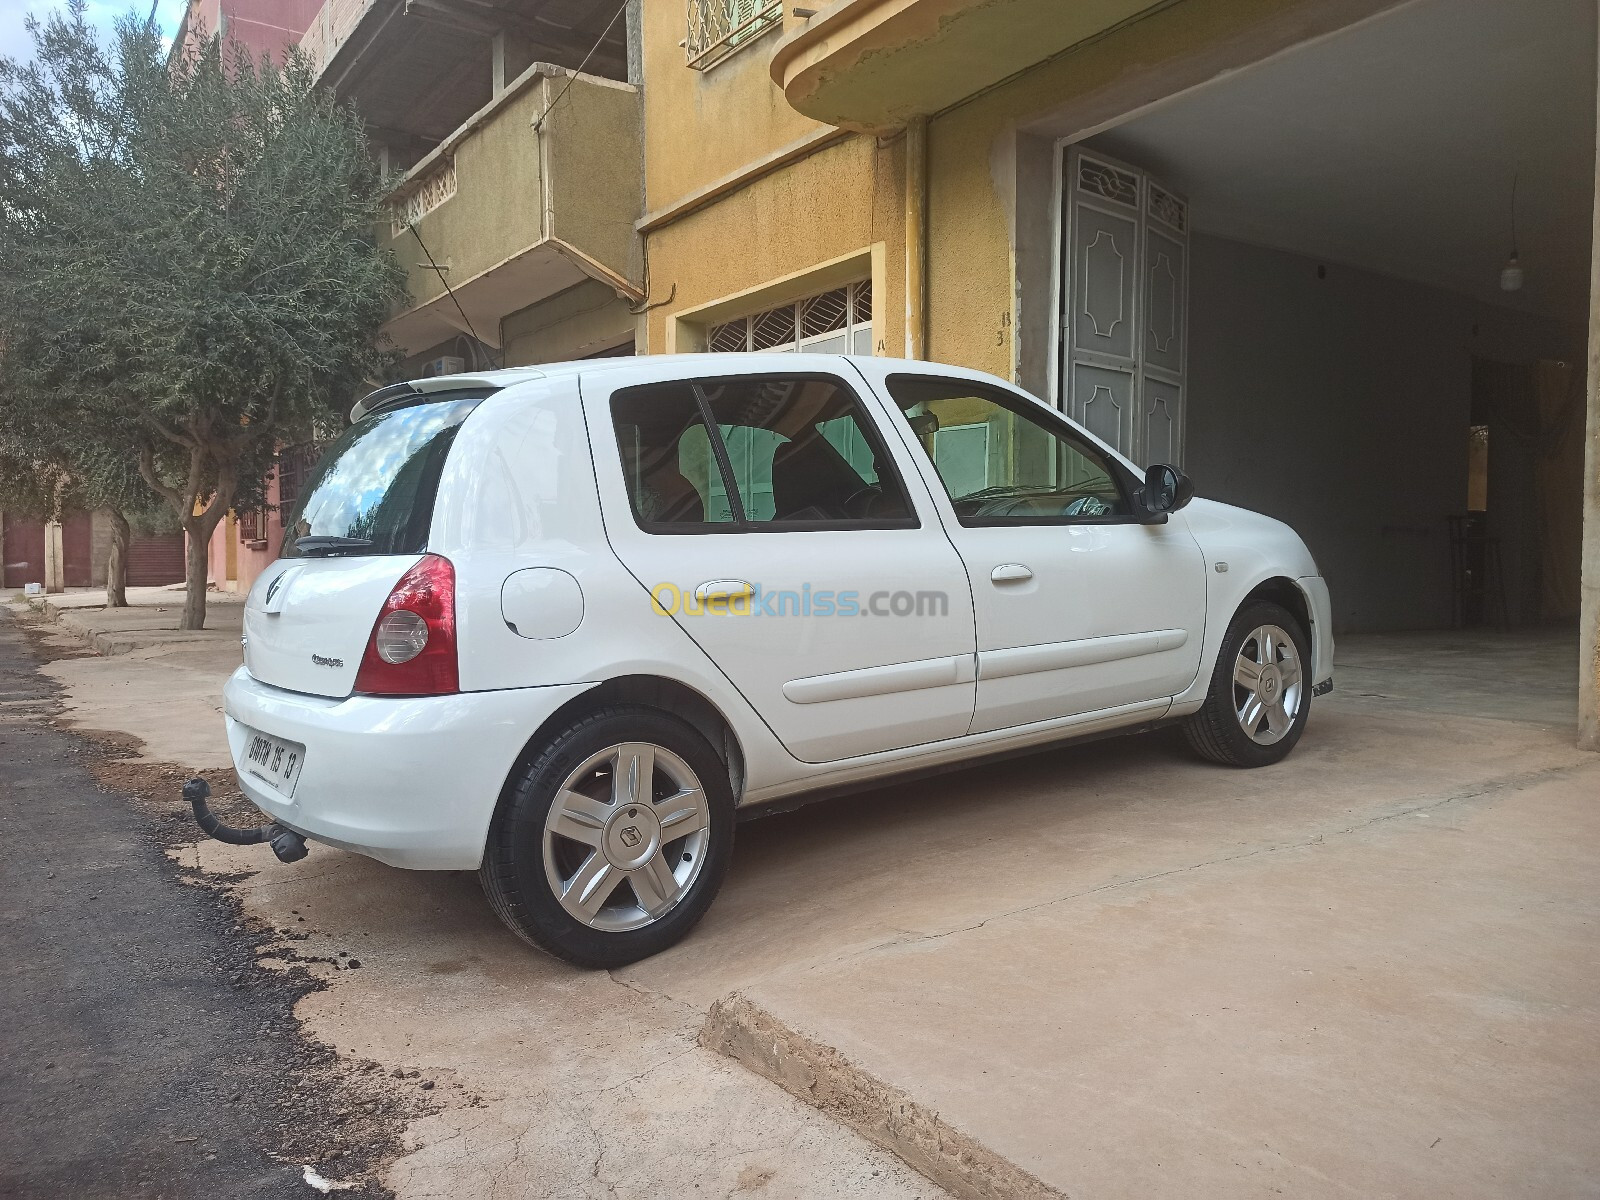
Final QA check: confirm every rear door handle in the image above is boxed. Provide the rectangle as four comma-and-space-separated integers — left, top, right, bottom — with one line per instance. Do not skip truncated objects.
990, 563, 1033, 584
695, 579, 754, 602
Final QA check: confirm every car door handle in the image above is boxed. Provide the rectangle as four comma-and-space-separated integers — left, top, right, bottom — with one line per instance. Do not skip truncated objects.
694, 579, 754, 602
990, 563, 1033, 584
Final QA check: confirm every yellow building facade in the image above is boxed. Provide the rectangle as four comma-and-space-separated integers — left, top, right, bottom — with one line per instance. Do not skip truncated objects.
637, 1, 912, 360
644, 0, 1599, 741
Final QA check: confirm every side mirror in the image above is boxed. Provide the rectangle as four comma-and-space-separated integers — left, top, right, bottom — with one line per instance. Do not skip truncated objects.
1140, 463, 1194, 520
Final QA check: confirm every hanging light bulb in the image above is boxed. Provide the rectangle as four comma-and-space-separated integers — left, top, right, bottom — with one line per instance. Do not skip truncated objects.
1499, 252, 1524, 292
1499, 172, 1524, 292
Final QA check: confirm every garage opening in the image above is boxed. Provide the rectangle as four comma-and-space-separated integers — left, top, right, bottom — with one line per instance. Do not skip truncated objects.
1027, 0, 1594, 647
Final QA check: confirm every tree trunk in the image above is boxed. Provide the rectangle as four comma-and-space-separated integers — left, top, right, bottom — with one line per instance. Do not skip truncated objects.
181, 519, 210, 631
105, 509, 131, 608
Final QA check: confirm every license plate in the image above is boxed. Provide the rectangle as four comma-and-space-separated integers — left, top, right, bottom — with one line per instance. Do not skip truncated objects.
241, 727, 306, 798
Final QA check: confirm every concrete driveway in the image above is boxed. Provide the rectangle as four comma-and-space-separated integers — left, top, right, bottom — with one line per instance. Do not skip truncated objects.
635, 628, 1600, 1198
20, 592, 1599, 1198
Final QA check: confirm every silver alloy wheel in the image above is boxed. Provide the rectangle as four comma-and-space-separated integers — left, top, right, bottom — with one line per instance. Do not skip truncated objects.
1232, 624, 1304, 746
542, 742, 712, 932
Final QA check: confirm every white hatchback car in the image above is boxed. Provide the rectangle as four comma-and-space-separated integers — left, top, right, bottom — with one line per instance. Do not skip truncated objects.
223, 355, 1332, 967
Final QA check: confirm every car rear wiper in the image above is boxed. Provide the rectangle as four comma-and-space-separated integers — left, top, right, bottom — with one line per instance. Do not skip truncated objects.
294, 535, 375, 557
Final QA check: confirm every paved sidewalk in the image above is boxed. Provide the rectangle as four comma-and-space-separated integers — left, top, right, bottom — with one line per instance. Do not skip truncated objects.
24, 586, 244, 656
14, 589, 244, 771
15, 591, 1599, 1198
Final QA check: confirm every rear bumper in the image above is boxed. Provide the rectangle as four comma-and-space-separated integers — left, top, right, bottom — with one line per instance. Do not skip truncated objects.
222, 667, 593, 870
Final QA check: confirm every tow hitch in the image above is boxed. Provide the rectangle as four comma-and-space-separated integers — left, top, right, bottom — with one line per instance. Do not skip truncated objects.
184, 778, 309, 863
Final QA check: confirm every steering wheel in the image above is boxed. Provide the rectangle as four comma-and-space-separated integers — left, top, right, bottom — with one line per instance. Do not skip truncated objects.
1061, 495, 1113, 518
842, 485, 887, 519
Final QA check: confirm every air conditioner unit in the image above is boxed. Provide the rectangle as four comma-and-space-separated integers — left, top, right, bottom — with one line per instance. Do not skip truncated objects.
422, 355, 465, 378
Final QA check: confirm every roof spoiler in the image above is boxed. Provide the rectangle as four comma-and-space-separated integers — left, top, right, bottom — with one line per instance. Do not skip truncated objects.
348, 375, 509, 423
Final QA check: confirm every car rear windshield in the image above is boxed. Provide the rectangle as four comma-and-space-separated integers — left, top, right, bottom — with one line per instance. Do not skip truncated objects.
280, 393, 487, 558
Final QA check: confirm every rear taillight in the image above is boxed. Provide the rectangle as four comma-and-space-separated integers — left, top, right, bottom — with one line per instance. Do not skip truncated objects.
354, 554, 459, 696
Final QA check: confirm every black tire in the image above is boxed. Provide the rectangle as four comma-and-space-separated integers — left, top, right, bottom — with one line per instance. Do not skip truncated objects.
1183, 600, 1312, 768
479, 705, 735, 968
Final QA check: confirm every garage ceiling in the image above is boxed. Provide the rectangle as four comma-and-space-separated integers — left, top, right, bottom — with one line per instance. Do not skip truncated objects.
1087, 0, 1596, 320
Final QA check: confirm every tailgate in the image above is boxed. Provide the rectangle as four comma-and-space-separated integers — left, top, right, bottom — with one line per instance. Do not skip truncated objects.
243, 557, 418, 698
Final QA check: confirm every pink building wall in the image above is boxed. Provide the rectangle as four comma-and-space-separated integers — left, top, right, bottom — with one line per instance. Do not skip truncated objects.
174, 0, 323, 65
204, 471, 287, 596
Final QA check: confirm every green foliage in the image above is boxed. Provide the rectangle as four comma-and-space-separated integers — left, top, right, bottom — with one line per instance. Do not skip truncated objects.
0, 2, 405, 622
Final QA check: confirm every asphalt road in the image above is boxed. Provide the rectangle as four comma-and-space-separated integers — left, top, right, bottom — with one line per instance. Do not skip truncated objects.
0, 613, 391, 1198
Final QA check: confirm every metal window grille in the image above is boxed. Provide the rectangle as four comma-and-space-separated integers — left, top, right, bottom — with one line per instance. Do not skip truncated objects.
237, 509, 263, 543
1078, 156, 1139, 208
276, 444, 319, 514
686, 0, 782, 70
1148, 183, 1188, 233
707, 279, 873, 356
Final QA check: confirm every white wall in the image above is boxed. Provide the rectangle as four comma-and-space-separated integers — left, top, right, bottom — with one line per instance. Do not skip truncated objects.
1186, 233, 1583, 633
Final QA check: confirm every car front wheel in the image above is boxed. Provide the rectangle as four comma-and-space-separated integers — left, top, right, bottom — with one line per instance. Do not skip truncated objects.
480, 706, 735, 968
1183, 600, 1312, 767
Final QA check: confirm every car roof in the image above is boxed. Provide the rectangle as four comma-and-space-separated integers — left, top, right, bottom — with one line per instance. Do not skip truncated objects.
412, 352, 1002, 387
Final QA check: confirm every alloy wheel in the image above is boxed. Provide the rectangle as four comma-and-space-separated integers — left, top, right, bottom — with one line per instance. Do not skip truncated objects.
542, 742, 712, 932
1232, 624, 1304, 746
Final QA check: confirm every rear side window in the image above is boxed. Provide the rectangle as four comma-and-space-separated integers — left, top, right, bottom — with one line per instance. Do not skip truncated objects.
611, 383, 738, 529
281, 394, 485, 558
609, 375, 915, 533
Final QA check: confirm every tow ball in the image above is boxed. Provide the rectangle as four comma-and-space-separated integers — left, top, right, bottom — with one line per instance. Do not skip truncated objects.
183, 778, 309, 864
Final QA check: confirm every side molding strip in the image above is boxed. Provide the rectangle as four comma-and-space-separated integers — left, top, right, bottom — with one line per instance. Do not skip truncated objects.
979, 629, 1189, 681
784, 653, 977, 705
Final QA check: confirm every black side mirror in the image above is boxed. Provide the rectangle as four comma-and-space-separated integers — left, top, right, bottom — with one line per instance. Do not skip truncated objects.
1140, 463, 1195, 521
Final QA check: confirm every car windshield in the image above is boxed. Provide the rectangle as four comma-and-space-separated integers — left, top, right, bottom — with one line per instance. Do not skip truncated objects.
280, 393, 486, 558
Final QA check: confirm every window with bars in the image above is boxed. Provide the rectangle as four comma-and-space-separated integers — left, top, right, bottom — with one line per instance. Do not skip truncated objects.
275, 443, 320, 514
686, 0, 782, 70
708, 280, 873, 356
237, 508, 266, 545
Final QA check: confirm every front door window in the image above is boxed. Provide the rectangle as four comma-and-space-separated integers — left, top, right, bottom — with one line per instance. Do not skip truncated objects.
886, 376, 1130, 524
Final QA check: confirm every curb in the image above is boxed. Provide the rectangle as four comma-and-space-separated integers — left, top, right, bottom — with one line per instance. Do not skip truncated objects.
700, 993, 1064, 1200
19, 594, 171, 657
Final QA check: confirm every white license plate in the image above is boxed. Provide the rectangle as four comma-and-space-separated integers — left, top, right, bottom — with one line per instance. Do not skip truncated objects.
241, 727, 306, 798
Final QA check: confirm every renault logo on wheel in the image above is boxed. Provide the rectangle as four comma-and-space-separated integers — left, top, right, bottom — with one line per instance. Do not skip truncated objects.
619, 825, 641, 848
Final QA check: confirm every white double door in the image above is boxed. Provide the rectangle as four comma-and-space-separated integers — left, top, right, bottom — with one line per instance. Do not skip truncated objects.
1059, 146, 1190, 467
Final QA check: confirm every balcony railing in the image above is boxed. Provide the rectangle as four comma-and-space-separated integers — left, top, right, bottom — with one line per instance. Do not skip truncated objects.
687, 0, 782, 70
389, 162, 458, 239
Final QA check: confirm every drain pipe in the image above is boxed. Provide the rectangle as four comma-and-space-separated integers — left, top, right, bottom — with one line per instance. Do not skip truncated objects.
184, 778, 309, 863
904, 115, 928, 361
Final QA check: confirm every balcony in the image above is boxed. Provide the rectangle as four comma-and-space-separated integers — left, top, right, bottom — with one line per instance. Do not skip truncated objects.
377, 64, 642, 354
770, 0, 1161, 130
301, 0, 627, 164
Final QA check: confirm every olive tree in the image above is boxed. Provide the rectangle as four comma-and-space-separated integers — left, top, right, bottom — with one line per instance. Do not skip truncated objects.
0, 4, 404, 627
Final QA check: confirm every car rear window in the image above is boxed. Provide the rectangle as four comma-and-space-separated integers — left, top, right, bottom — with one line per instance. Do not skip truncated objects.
280, 393, 486, 558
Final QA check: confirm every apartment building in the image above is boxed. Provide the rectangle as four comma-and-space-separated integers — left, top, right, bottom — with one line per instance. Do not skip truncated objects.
301, 0, 642, 372
642, 0, 1594, 653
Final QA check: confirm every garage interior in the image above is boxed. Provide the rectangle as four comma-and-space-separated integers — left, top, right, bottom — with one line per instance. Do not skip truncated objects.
1029, 0, 1593, 647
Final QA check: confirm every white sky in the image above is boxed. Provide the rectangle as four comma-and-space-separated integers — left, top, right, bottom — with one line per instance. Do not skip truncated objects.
0, 0, 179, 64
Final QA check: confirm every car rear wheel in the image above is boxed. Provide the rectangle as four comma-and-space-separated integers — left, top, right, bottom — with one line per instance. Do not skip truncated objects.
1183, 600, 1312, 767
480, 706, 734, 968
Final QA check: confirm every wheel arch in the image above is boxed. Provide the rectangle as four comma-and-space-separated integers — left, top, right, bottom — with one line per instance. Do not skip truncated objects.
490, 675, 747, 829
1241, 575, 1314, 645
